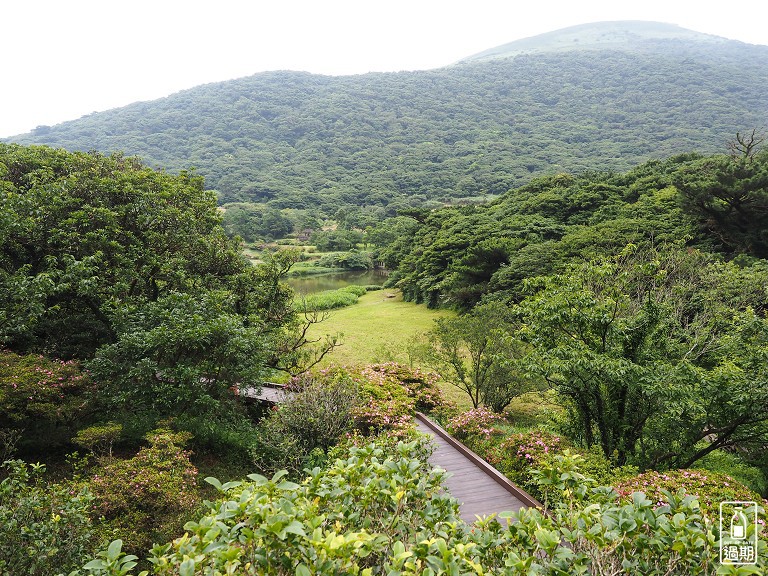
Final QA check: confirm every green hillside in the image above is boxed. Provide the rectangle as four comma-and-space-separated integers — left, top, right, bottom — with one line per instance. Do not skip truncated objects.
6, 22, 768, 219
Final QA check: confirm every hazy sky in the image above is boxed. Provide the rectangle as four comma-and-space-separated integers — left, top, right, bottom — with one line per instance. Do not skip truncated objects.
3, 0, 767, 138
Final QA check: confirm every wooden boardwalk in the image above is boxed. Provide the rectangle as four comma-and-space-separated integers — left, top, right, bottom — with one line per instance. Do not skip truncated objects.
237, 382, 288, 404
238, 384, 541, 522
415, 413, 541, 523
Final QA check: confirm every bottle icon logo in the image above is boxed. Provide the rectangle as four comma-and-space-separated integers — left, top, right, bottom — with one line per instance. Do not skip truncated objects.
720, 501, 758, 565
730, 507, 747, 540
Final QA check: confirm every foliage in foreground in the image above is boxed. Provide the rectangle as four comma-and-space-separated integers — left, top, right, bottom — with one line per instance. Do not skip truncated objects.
0, 459, 95, 576
80, 443, 765, 576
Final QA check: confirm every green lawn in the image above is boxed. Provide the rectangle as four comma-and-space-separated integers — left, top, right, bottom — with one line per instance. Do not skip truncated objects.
307, 289, 453, 368
305, 289, 475, 408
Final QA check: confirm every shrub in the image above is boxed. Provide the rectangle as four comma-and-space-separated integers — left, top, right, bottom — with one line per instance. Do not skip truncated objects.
0, 459, 96, 576
349, 363, 446, 435
88, 428, 200, 556
85, 443, 767, 575
146, 442, 460, 575
252, 370, 363, 476
295, 288, 359, 311
0, 349, 94, 453
73, 422, 123, 460
480, 429, 567, 496
445, 406, 505, 441
615, 468, 768, 521
364, 284, 383, 291
329, 429, 434, 464
340, 284, 368, 296
467, 428, 638, 504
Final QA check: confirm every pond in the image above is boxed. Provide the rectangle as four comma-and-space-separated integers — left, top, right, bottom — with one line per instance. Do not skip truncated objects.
287, 269, 389, 295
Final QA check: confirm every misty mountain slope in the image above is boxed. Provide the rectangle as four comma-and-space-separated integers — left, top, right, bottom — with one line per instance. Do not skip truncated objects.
8, 21, 768, 213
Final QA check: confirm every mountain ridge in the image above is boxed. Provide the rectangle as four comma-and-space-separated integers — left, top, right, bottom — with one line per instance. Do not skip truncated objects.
6, 21, 768, 216
459, 20, 740, 63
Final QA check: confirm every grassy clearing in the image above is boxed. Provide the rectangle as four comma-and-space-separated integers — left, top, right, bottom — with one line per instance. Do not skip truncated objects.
304, 289, 475, 407
301, 289, 563, 414
307, 289, 452, 367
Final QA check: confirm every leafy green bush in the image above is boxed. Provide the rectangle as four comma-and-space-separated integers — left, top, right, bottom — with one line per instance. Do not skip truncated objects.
0, 459, 96, 576
145, 442, 459, 575
455, 420, 638, 503
615, 468, 768, 521
340, 284, 368, 296
328, 429, 434, 464
87, 429, 200, 557
73, 422, 123, 460
445, 406, 505, 441
252, 370, 362, 476
364, 284, 383, 291
0, 349, 94, 453
84, 443, 767, 575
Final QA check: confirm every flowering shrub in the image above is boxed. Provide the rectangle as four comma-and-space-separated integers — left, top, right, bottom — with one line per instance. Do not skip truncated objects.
445, 406, 504, 441
615, 468, 768, 522
358, 363, 445, 412
88, 428, 200, 556
0, 349, 94, 452
349, 366, 413, 436
479, 429, 567, 497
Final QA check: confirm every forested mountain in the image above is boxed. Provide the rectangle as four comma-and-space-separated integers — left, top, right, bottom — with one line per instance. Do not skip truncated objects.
7, 21, 768, 217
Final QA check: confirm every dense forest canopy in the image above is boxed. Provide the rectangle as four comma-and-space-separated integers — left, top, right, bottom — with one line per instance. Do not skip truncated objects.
379, 148, 768, 310
0, 143, 329, 452
7, 22, 768, 220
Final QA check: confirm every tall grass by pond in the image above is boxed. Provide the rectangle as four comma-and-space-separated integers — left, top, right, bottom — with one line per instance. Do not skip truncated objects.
294, 285, 379, 311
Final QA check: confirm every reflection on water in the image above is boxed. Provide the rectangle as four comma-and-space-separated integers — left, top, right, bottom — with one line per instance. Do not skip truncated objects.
287, 269, 389, 295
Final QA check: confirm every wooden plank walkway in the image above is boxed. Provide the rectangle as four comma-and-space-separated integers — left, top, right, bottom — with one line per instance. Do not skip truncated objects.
415, 413, 541, 523
236, 384, 541, 522
236, 382, 288, 404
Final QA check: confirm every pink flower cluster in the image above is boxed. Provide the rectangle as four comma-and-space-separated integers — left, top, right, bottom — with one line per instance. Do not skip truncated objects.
446, 407, 504, 440
483, 430, 564, 472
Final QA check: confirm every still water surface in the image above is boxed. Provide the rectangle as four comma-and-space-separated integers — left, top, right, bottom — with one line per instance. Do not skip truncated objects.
287, 269, 389, 295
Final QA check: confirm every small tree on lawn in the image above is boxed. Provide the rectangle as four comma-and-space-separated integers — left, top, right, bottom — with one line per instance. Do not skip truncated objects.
416, 301, 535, 412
